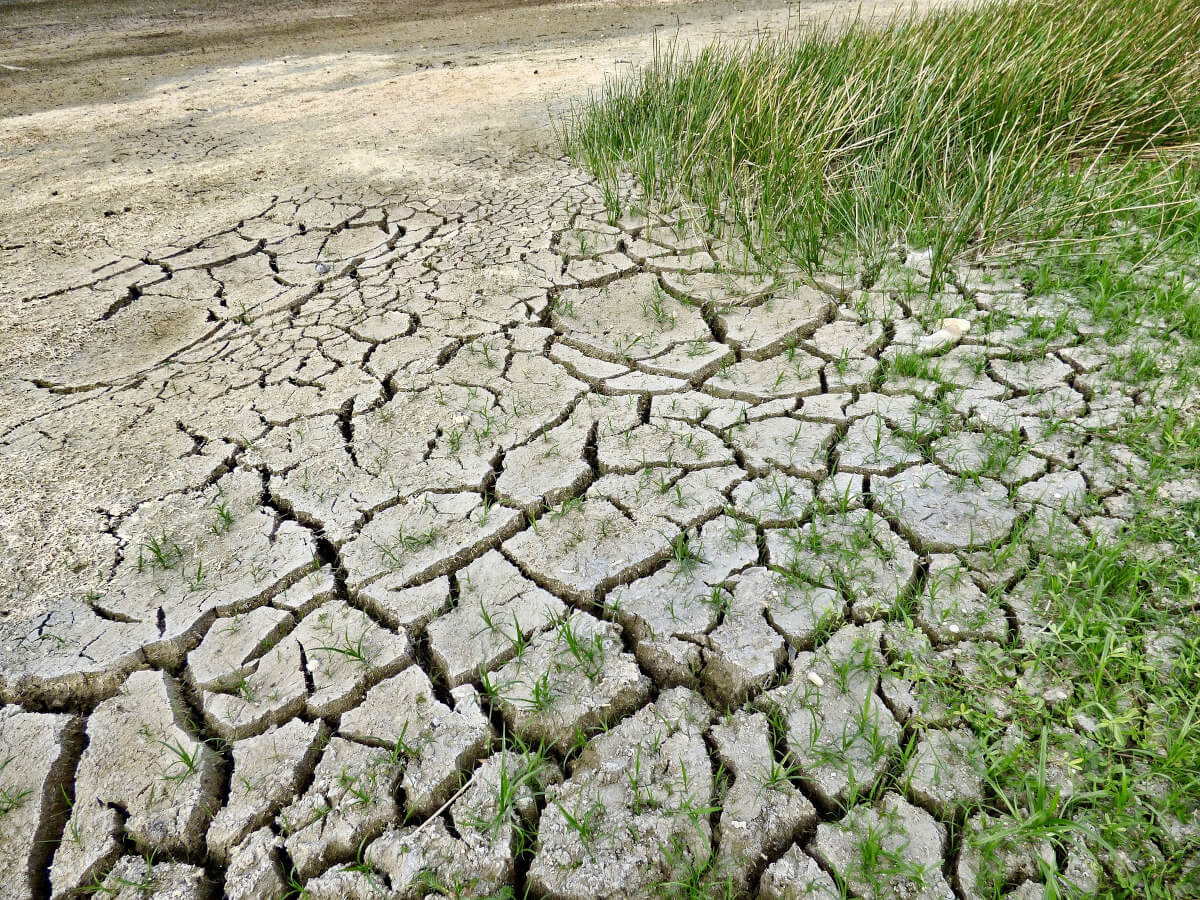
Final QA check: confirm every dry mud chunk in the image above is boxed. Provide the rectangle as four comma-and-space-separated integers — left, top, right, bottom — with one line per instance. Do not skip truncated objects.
342, 491, 520, 590
714, 289, 830, 359
504, 497, 674, 602
956, 813, 1056, 900
346, 309, 415, 344
762, 623, 899, 808
272, 567, 337, 616
553, 273, 710, 362
303, 868, 383, 900
702, 580, 789, 706
603, 369, 688, 393
1016, 469, 1089, 515
990, 356, 1074, 393
932, 430, 1047, 487
766, 509, 919, 623
1022, 504, 1087, 554
203, 599, 410, 740
836, 414, 924, 476
708, 352, 824, 402
428, 550, 566, 686
596, 420, 732, 474
365, 749, 555, 898
186, 606, 295, 692
0, 710, 83, 900
449, 354, 587, 440
731, 474, 815, 525
739, 567, 844, 650
799, 391, 852, 423
92, 856, 207, 899
592, 465, 743, 528
279, 737, 401, 879
558, 226, 621, 257
846, 391, 938, 431
652, 390, 745, 424
817, 470, 867, 509
809, 319, 886, 358
549, 340, 630, 380
1060, 833, 1104, 897
644, 248, 715, 274
224, 827, 285, 900
355, 575, 449, 632
918, 554, 1007, 643
1006, 384, 1087, 420
492, 610, 650, 751
710, 711, 817, 888
207, 720, 324, 861
50, 671, 221, 898
903, 727, 985, 816
340, 667, 491, 815
879, 622, 956, 728
494, 420, 591, 512
98, 468, 318, 663
566, 252, 638, 283
809, 793, 953, 900
606, 515, 758, 685
269, 448, 394, 546
824, 355, 880, 392
529, 688, 713, 899
0, 602, 158, 707
638, 340, 731, 379
731, 416, 837, 479
660, 268, 774, 300
759, 846, 841, 900
959, 539, 1030, 593
875, 464, 1017, 551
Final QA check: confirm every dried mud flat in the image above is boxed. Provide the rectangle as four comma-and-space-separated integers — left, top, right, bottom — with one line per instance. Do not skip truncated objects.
2, 1, 1194, 898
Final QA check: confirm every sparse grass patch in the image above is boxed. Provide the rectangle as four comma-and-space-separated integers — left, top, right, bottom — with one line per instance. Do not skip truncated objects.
899, 501, 1200, 897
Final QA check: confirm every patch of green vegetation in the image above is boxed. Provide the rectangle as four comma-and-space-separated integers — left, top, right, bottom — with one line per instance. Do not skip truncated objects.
564, 0, 1200, 282
898, 498, 1200, 897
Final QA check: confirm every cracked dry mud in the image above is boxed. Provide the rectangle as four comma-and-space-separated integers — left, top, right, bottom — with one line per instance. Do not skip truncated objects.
2, 36, 1189, 894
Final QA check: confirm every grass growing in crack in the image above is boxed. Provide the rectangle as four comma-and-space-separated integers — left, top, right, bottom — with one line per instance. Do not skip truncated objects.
312, 622, 374, 667
556, 797, 604, 854
555, 614, 607, 682
156, 737, 202, 784
563, 0, 1200, 282
85, 852, 159, 896
0, 785, 32, 818
669, 531, 707, 576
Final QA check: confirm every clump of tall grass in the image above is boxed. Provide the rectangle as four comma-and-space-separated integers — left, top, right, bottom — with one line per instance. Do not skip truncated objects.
564, 0, 1200, 278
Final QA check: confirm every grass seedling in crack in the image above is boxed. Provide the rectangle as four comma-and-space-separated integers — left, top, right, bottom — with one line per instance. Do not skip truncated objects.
157, 737, 202, 784
0, 756, 31, 817
556, 797, 604, 856
669, 531, 706, 576
555, 614, 606, 682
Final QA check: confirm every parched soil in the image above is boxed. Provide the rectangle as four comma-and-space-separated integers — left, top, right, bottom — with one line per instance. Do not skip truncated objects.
6, 1, 1182, 898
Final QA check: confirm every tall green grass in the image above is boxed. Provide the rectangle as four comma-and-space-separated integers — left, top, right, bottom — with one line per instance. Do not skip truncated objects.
564, 0, 1200, 278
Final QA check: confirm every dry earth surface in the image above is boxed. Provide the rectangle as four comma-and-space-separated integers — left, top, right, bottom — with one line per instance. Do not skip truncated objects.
2, 0, 1178, 897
